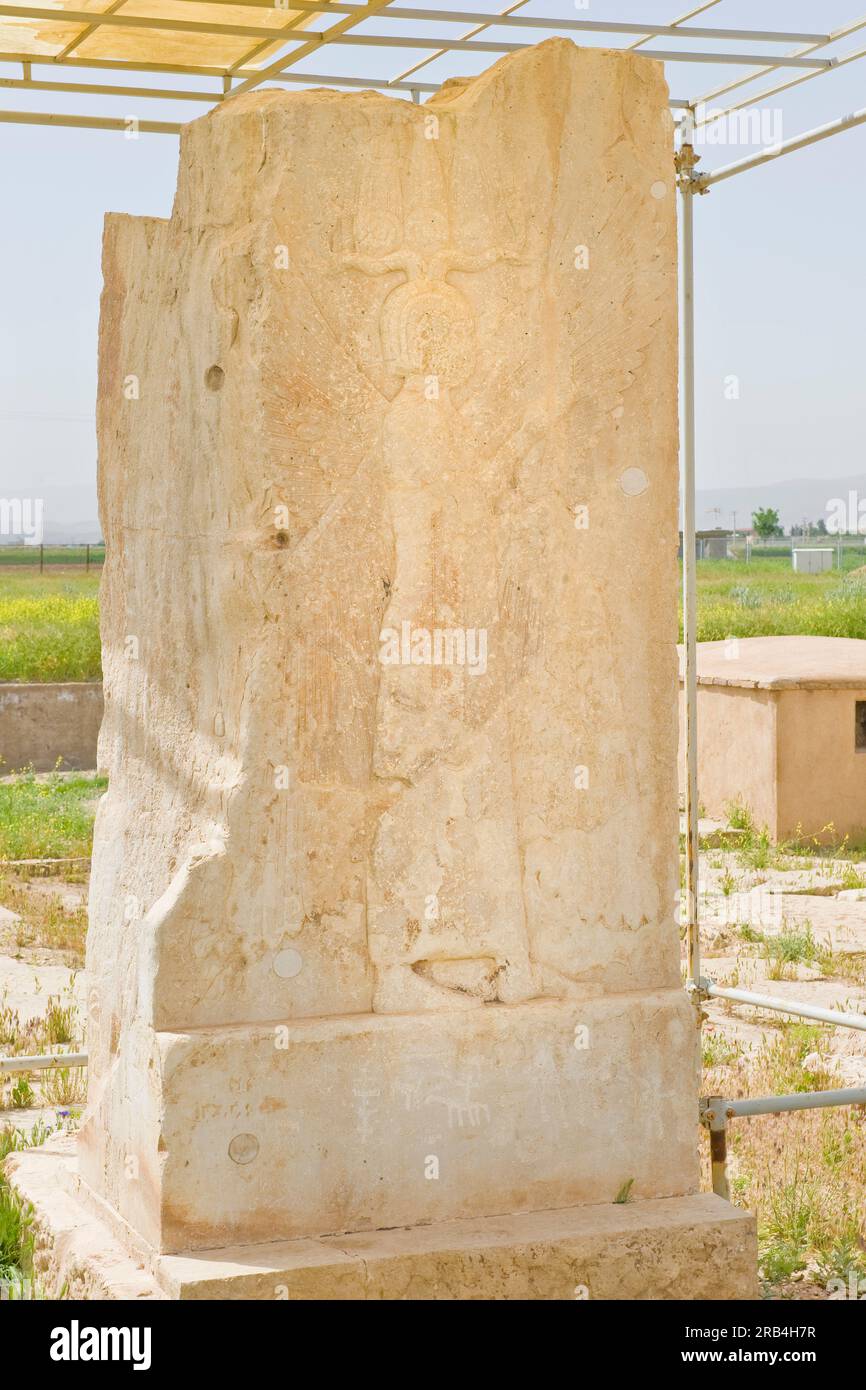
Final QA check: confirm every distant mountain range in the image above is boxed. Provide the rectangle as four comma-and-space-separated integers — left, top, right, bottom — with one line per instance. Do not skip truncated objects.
696, 474, 866, 535
0, 484, 101, 545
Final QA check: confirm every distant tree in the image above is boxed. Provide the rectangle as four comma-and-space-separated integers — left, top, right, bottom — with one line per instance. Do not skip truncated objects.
752, 507, 782, 539
814, 518, 828, 535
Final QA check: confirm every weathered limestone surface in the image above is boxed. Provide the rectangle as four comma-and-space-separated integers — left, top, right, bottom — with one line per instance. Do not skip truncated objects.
75, 38, 722, 1280
143, 993, 697, 1250
156, 1191, 757, 1302
5, 1137, 757, 1300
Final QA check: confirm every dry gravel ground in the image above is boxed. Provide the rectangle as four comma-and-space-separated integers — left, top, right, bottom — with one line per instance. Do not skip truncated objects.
689, 818, 866, 1298
695, 831, 866, 1085
0, 875, 87, 1124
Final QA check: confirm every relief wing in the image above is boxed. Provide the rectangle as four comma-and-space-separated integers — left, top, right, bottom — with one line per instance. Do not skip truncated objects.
451, 111, 675, 477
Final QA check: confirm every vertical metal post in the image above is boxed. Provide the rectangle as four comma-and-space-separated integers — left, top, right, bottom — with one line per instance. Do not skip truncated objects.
39, 542, 44, 574
677, 112, 701, 993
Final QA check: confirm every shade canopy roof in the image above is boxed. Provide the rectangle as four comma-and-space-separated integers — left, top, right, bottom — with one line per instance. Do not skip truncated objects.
0, 0, 331, 69
0, 4, 865, 133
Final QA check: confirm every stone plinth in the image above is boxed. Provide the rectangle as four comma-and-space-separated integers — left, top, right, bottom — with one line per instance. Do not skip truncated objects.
679, 636, 866, 843
5, 1136, 757, 1300
34, 37, 759, 1298
116, 993, 698, 1252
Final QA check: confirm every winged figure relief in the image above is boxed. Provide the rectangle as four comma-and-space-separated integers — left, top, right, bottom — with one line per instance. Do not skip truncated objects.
244, 92, 673, 1012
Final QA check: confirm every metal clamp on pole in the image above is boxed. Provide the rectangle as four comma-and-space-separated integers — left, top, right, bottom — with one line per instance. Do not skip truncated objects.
700, 1097, 731, 1201
701, 1088, 866, 1201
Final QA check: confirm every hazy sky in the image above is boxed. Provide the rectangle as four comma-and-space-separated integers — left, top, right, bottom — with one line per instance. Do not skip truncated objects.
1, 0, 865, 511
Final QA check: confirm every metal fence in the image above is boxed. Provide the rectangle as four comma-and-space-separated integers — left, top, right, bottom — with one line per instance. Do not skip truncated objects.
0, 544, 104, 571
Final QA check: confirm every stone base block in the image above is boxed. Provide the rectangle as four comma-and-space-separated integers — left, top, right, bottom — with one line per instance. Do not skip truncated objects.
5, 1139, 757, 1300
159, 1193, 758, 1301
79, 991, 700, 1252
4, 1136, 165, 1301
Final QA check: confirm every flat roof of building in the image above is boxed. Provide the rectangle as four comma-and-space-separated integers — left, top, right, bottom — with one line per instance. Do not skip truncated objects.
678, 636, 866, 690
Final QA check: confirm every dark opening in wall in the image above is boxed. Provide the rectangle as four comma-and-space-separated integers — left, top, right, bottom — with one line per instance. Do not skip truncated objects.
856, 701, 866, 751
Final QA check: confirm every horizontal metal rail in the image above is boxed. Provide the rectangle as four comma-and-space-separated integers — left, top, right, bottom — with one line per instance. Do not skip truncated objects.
4, 9, 834, 69
695, 40, 866, 134
0, 77, 223, 104
0, 53, 438, 96
706, 1088, 866, 1121
701, 1089, 866, 1200
166, 1, 833, 47
0, 3, 856, 129
173, 0, 827, 43
272, 69, 439, 93
697, 105, 866, 187
692, 11, 866, 112
1, 1052, 87, 1073
0, 2, 834, 50
259, 36, 840, 67
0, 51, 255, 77
702, 978, 866, 1033
0, 4, 314, 42
0, 111, 182, 133
0, 51, 447, 98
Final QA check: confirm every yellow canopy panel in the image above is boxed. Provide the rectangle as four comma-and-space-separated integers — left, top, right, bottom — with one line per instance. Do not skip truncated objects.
0, 0, 333, 70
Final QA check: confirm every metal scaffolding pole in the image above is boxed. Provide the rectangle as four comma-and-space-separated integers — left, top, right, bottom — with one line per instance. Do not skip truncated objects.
0, 1052, 87, 1073
692, 11, 866, 116
166, 3, 833, 45
0, 77, 222, 104
676, 112, 702, 995
0, 111, 182, 133
702, 1089, 866, 1198
703, 980, 866, 1033
697, 105, 866, 187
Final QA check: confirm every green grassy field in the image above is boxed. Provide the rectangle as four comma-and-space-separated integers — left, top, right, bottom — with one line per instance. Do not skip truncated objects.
0, 546, 104, 567
0, 572, 101, 683
1, 556, 865, 683
0, 772, 106, 861
682, 555, 866, 643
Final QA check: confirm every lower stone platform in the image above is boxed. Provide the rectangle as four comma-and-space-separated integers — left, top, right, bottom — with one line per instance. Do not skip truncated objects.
79, 991, 701, 1252
6, 1136, 757, 1300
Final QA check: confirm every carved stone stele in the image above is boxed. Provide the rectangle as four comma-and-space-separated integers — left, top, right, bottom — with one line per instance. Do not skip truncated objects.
80, 39, 707, 1268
